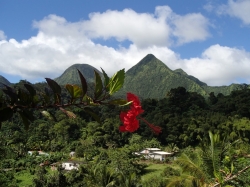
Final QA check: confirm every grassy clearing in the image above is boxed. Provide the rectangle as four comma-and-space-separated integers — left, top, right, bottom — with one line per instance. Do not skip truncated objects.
15, 170, 34, 187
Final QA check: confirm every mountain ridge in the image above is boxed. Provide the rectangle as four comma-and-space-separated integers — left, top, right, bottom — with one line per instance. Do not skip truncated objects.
116, 54, 208, 99
54, 64, 103, 85
0, 54, 247, 98
0, 75, 11, 88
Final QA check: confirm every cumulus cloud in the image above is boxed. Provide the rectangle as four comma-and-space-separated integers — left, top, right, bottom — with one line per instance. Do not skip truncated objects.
217, 0, 250, 25
180, 44, 250, 86
2, 6, 250, 86
203, 2, 214, 12
0, 30, 7, 40
80, 6, 210, 47
82, 8, 171, 48
171, 13, 210, 45
0, 6, 211, 83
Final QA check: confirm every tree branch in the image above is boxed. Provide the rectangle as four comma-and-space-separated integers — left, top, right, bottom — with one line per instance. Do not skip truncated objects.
211, 165, 250, 187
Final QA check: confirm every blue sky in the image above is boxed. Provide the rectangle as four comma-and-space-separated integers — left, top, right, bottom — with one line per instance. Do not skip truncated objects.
0, 0, 250, 86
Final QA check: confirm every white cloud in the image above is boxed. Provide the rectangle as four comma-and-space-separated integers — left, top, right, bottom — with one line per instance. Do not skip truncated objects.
0, 30, 7, 40
180, 44, 250, 86
203, 3, 214, 12
79, 6, 210, 47
217, 0, 250, 25
4, 7, 249, 86
171, 13, 210, 45
0, 18, 249, 86
82, 8, 171, 48
0, 7, 211, 83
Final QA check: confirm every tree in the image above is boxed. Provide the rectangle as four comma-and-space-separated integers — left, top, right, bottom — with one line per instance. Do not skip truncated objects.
164, 131, 250, 187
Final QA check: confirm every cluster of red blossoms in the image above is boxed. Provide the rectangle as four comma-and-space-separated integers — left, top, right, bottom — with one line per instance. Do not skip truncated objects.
119, 93, 162, 135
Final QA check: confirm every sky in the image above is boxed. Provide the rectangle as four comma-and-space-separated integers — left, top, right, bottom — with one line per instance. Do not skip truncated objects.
0, 0, 250, 86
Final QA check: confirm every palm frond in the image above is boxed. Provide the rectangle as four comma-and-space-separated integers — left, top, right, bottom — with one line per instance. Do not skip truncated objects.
175, 153, 207, 182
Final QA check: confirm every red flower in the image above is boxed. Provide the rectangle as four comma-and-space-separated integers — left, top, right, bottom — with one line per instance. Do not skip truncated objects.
119, 110, 139, 132
119, 92, 162, 134
127, 92, 144, 115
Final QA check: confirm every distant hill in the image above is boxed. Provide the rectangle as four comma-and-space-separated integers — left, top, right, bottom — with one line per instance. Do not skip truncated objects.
173, 68, 242, 96
174, 68, 207, 87
0, 75, 11, 88
54, 64, 103, 85
52, 54, 246, 99
115, 54, 207, 99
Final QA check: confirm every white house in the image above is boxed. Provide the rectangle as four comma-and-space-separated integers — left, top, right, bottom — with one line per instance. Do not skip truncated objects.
62, 161, 80, 171
138, 148, 173, 161
148, 151, 173, 161
28, 151, 49, 156
140, 148, 161, 154
139, 148, 161, 159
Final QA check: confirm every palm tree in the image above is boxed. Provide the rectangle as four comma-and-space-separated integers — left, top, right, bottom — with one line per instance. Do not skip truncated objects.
117, 171, 142, 187
165, 131, 250, 187
166, 151, 209, 187
84, 162, 117, 187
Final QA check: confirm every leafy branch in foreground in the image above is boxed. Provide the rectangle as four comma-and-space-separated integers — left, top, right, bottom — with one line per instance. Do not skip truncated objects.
0, 68, 161, 134
0, 68, 127, 129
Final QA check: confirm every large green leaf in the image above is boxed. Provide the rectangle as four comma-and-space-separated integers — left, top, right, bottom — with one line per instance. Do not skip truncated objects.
45, 78, 62, 104
94, 70, 103, 99
101, 68, 110, 91
108, 69, 125, 95
77, 70, 87, 97
45, 78, 61, 94
65, 84, 83, 100
82, 95, 97, 105
108, 99, 132, 106
24, 84, 36, 96
41, 111, 57, 121
17, 88, 32, 105
2, 85, 18, 104
59, 107, 77, 118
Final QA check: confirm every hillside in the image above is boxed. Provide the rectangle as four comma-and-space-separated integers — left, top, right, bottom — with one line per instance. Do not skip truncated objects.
0, 75, 11, 88
116, 54, 207, 99
54, 64, 103, 85
52, 54, 246, 99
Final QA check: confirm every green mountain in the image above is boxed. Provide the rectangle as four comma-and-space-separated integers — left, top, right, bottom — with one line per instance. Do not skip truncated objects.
116, 54, 243, 99
54, 64, 103, 85
54, 54, 245, 99
174, 68, 207, 87
116, 54, 207, 99
173, 68, 242, 96
0, 75, 11, 88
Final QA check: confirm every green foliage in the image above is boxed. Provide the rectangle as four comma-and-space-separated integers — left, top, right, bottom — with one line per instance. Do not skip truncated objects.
0, 68, 128, 129
1, 62, 250, 186
108, 69, 125, 95
65, 84, 83, 101
54, 63, 102, 85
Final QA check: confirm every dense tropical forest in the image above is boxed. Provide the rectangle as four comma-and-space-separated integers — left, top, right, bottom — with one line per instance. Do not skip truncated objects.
1, 67, 250, 187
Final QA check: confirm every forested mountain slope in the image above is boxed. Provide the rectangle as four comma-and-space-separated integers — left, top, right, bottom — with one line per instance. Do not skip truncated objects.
0, 75, 11, 88
54, 64, 103, 85
50, 54, 247, 99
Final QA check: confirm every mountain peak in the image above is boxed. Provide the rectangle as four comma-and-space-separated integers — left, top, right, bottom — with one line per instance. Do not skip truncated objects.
144, 54, 156, 60
126, 54, 170, 76
0, 75, 11, 88
137, 54, 157, 65
54, 64, 102, 85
